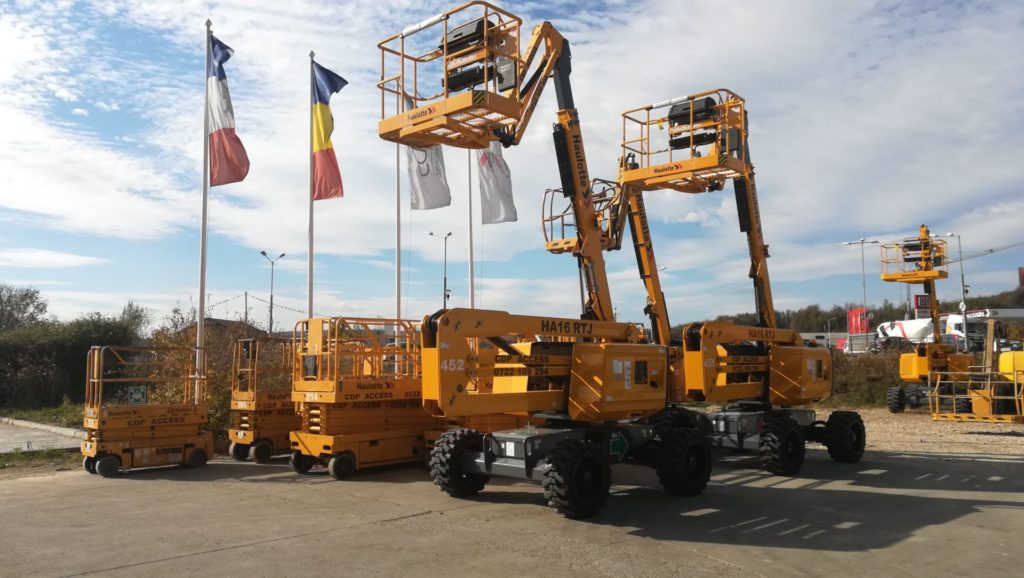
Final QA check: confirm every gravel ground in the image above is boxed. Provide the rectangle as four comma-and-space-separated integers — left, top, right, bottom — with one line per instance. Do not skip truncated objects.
837, 406, 1024, 456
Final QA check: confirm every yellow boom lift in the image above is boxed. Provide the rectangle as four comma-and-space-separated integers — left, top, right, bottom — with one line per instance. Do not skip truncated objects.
379, 2, 714, 518
881, 226, 973, 413
228, 336, 300, 463
81, 346, 212, 476
544, 90, 865, 475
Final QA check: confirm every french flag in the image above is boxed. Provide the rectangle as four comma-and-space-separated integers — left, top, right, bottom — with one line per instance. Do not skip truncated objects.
207, 35, 249, 186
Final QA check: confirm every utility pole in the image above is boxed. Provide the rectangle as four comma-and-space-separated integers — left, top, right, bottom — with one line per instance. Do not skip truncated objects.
946, 232, 969, 352
428, 231, 453, 309
842, 237, 879, 352
260, 250, 285, 334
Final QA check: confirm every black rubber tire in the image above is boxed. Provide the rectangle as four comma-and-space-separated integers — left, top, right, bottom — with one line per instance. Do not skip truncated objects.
82, 456, 97, 474
289, 451, 314, 475
656, 429, 712, 496
95, 455, 121, 478
649, 408, 712, 433
955, 397, 972, 414
327, 453, 356, 480
759, 414, 805, 476
229, 442, 249, 461
429, 428, 488, 498
886, 386, 906, 413
249, 441, 274, 464
187, 449, 208, 468
824, 411, 866, 463
542, 439, 611, 519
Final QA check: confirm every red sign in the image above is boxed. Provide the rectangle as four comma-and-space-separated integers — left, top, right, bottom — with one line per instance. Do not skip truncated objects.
1019, 267, 1024, 287
848, 307, 868, 334
913, 294, 930, 310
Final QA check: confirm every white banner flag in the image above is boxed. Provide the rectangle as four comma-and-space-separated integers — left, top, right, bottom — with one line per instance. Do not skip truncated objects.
408, 144, 451, 210
477, 141, 517, 224
404, 97, 450, 210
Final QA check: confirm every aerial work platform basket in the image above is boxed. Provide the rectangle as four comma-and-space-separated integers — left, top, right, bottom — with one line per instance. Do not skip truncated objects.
81, 346, 212, 476
228, 336, 300, 463
929, 354, 1024, 423
881, 230, 949, 284
377, 2, 524, 149
620, 89, 749, 193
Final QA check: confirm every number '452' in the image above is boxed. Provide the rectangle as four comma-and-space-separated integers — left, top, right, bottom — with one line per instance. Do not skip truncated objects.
440, 359, 466, 372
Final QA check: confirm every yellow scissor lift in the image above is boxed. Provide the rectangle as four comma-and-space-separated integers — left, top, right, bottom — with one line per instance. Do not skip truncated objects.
81, 346, 213, 477
880, 226, 973, 414
288, 317, 439, 479
228, 337, 300, 463
288, 317, 525, 479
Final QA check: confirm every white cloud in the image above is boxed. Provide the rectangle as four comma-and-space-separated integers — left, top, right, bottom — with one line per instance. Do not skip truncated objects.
71, 107, 88, 116
0, 248, 105, 268
2, 0, 1021, 324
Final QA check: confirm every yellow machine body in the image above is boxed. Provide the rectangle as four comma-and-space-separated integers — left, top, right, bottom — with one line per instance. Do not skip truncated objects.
421, 308, 659, 420
898, 344, 972, 383
678, 322, 830, 405
228, 337, 301, 458
567, 342, 669, 421
81, 346, 212, 473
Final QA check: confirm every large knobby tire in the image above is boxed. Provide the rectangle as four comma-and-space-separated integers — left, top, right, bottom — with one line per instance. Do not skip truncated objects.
656, 429, 712, 496
250, 440, 274, 464
886, 386, 906, 413
186, 449, 208, 468
824, 411, 866, 463
82, 456, 97, 474
328, 453, 356, 480
955, 397, 973, 415
290, 451, 314, 475
542, 439, 611, 519
649, 408, 712, 433
95, 454, 121, 478
759, 415, 805, 476
429, 428, 488, 498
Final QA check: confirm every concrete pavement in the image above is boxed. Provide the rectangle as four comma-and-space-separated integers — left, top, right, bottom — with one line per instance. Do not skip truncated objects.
2, 447, 1022, 577
0, 421, 80, 453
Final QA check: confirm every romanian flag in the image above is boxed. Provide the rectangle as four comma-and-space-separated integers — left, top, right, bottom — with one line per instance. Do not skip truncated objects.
311, 62, 348, 200
207, 35, 249, 186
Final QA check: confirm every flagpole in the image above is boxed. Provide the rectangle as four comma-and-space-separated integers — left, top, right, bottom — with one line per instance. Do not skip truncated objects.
467, 149, 475, 308
307, 51, 315, 318
396, 139, 401, 321
196, 19, 212, 400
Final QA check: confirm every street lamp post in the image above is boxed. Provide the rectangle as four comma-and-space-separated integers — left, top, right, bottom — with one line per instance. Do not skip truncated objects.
260, 250, 285, 334
842, 237, 879, 352
826, 316, 837, 349
946, 232, 969, 352
428, 231, 453, 309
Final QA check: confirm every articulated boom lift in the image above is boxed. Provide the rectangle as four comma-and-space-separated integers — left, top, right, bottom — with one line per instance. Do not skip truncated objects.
581, 90, 865, 475
880, 227, 1024, 422
881, 226, 972, 413
378, 2, 714, 518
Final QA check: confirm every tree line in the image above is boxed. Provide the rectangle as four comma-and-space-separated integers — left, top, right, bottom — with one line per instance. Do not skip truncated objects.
672, 287, 1024, 336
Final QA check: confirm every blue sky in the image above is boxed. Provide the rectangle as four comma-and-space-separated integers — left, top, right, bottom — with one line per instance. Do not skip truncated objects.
1, 0, 1022, 333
